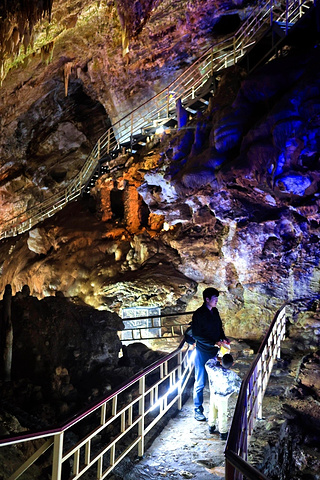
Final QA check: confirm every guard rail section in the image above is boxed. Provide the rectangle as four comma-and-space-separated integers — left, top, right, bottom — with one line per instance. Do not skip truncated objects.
0, 303, 289, 480
0, 313, 194, 480
225, 305, 287, 480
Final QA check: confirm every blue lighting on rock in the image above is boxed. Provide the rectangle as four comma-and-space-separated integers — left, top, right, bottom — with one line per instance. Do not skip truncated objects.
276, 173, 312, 196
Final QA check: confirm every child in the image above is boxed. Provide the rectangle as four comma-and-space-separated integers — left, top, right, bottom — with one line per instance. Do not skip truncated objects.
205, 353, 241, 440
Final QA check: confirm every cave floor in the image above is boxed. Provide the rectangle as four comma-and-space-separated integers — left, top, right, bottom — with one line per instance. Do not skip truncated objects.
110, 340, 256, 480
109, 338, 317, 480
117, 385, 228, 480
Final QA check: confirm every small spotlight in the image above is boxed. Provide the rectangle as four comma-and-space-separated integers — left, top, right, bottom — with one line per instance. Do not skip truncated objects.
155, 126, 165, 135
162, 222, 170, 231
150, 347, 195, 411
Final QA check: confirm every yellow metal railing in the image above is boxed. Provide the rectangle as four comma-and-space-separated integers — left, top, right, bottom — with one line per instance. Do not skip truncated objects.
0, 0, 313, 240
0, 320, 194, 479
225, 305, 287, 480
1, 299, 314, 479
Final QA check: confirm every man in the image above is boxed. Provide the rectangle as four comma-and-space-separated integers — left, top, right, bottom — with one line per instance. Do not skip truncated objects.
205, 353, 241, 440
192, 287, 229, 421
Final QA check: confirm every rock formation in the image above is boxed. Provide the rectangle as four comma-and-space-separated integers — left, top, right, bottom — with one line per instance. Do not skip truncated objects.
0, 0, 320, 478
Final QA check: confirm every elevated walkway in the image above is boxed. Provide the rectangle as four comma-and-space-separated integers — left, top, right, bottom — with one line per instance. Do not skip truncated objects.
0, 0, 316, 240
237, 1, 318, 72
117, 338, 256, 480
0, 302, 289, 479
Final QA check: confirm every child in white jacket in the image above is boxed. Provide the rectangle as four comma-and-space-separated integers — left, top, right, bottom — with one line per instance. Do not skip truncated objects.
205, 353, 241, 440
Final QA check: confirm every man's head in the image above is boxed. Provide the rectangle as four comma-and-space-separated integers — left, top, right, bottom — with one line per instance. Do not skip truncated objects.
221, 353, 234, 369
203, 287, 219, 309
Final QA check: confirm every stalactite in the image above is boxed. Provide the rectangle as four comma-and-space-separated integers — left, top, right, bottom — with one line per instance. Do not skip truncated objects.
115, 0, 162, 57
64, 61, 73, 97
0, 0, 53, 82
41, 40, 54, 65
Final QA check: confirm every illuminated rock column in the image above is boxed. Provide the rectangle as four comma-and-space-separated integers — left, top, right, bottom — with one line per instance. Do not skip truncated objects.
96, 177, 113, 222
124, 185, 143, 233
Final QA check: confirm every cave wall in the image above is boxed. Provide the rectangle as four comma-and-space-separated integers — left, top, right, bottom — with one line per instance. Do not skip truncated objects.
0, 0, 319, 344
1, 44, 320, 341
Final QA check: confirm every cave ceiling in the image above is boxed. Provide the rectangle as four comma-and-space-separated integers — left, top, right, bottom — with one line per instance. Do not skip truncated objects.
0, 0, 320, 339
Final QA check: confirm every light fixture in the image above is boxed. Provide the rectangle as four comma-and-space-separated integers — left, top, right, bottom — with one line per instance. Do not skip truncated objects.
150, 348, 196, 411
155, 126, 165, 135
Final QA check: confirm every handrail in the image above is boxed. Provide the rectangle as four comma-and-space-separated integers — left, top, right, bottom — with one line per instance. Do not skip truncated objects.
225, 305, 287, 480
0, 0, 313, 241
119, 310, 194, 343
0, 312, 195, 480
0, 298, 314, 479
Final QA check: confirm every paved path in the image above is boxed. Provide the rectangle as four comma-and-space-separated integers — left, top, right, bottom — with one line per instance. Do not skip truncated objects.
114, 340, 256, 480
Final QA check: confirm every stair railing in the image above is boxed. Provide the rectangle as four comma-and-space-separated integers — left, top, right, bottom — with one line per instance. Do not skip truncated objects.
0, 312, 195, 480
0, 299, 298, 480
0, 0, 313, 241
225, 305, 287, 480
119, 310, 193, 343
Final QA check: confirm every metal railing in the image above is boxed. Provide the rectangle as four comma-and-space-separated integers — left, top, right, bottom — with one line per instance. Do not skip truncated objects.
0, 300, 307, 480
0, 314, 194, 480
0, 0, 313, 240
225, 305, 287, 480
119, 310, 193, 343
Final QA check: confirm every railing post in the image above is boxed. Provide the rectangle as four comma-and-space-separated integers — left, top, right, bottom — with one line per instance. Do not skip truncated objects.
256, 356, 263, 419
270, 0, 273, 25
210, 47, 214, 77
138, 376, 145, 457
130, 112, 134, 139
225, 458, 236, 480
107, 128, 110, 154
52, 431, 64, 480
166, 87, 170, 118
177, 350, 183, 410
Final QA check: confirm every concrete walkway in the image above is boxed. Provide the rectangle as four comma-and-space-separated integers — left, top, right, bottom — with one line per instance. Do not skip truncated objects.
113, 340, 256, 480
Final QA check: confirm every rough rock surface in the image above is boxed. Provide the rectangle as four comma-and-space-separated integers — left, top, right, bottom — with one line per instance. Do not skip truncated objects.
1, 44, 320, 339
0, 2, 320, 478
0, 289, 123, 422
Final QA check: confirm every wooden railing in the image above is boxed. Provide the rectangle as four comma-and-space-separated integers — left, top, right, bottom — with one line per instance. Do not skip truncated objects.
225, 305, 287, 480
0, 0, 313, 241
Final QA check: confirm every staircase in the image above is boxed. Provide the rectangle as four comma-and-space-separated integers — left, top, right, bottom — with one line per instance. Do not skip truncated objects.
0, 0, 316, 240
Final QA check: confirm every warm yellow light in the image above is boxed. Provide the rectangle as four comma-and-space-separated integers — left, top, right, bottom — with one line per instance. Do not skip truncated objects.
155, 126, 165, 135
162, 222, 170, 231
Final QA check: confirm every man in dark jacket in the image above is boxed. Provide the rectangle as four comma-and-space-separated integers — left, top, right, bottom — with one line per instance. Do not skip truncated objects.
192, 287, 229, 421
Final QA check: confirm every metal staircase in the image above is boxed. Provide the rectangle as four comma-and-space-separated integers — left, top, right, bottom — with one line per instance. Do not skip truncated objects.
0, 0, 316, 240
